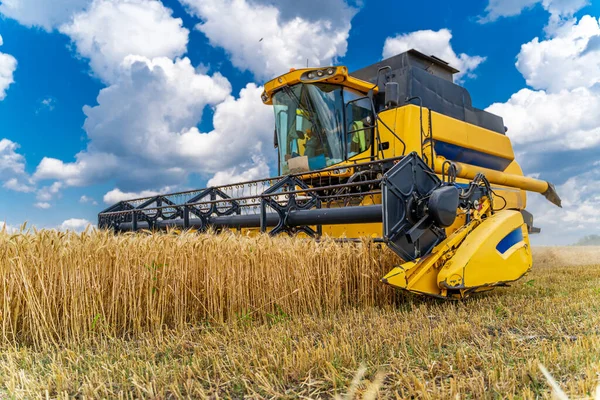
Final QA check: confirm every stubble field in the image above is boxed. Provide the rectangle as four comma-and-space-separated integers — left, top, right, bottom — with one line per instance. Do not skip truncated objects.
0, 229, 599, 399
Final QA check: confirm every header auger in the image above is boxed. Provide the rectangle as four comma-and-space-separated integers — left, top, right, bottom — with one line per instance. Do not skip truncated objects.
99, 49, 561, 299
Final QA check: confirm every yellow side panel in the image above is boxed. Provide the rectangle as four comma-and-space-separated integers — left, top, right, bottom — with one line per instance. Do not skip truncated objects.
429, 111, 515, 161
377, 105, 517, 170
437, 210, 532, 290
382, 257, 443, 297
377, 106, 423, 158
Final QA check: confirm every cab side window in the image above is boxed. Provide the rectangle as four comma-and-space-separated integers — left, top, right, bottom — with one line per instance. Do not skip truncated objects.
344, 90, 373, 158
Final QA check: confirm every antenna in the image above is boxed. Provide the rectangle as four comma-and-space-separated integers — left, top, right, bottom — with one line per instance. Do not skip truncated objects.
306, 58, 309, 68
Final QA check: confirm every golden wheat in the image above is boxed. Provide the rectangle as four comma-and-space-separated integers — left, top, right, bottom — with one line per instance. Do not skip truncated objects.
1, 229, 599, 398
0, 228, 400, 345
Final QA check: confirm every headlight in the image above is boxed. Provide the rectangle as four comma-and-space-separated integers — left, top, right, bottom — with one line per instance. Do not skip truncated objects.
261, 92, 268, 102
307, 72, 315, 79
317, 70, 324, 77
327, 67, 335, 75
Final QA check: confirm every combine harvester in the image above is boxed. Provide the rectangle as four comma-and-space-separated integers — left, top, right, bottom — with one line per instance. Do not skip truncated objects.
99, 50, 561, 299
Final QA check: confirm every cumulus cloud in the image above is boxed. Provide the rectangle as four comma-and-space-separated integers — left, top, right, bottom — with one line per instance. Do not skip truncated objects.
34, 57, 260, 190
79, 195, 98, 205
34, 202, 51, 209
175, 83, 274, 172
35, 67, 273, 193
59, 218, 92, 232
12, 0, 322, 214
479, 0, 539, 21
525, 165, 600, 244
486, 14, 600, 243
26, 0, 275, 202
0, 138, 26, 177
3, 178, 34, 192
207, 156, 270, 187
487, 86, 600, 150
59, 0, 189, 83
479, 0, 588, 28
0, 138, 33, 193
0, 35, 17, 101
252, 0, 357, 28
0, 0, 90, 31
181, 0, 354, 80
34, 152, 119, 187
36, 182, 63, 202
516, 15, 600, 92
37, 97, 56, 113
382, 29, 485, 81
487, 15, 600, 154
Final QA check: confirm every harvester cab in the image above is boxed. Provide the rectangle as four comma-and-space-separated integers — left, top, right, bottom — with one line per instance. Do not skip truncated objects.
99, 49, 562, 299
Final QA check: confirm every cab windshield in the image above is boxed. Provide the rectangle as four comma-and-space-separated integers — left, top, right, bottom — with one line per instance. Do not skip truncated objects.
272, 83, 372, 174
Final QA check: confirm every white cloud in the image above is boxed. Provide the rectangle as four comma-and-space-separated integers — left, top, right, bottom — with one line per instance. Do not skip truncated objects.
34, 152, 120, 187
480, 0, 539, 21
79, 195, 98, 205
516, 15, 600, 92
82, 56, 232, 158
543, 0, 589, 17
11, 0, 294, 211
27, 0, 275, 199
3, 178, 35, 192
382, 29, 485, 81
36, 182, 63, 202
33, 57, 238, 188
37, 97, 56, 112
485, 14, 600, 244
0, 138, 27, 180
0, 140, 38, 194
0, 0, 90, 31
34, 202, 51, 209
181, 0, 354, 80
59, 0, 189, 83
486, 86, 600, 150
527, 166, 600, 245
486, 15, 600, 156
59, 218, 92, 232
35, 68, 273, 193
207, 156, 270, 187
0, 35, 17, 101
479, 0, 588, 27
251, 0, 357, 27
103, 187, 172, 204
176, 83, 274, 173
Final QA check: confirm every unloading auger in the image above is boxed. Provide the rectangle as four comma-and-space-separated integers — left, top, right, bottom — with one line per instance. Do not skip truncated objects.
99, 49, 562, 299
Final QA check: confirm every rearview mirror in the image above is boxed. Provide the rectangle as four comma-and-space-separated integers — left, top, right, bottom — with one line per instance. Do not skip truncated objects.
385, 82, 399, 107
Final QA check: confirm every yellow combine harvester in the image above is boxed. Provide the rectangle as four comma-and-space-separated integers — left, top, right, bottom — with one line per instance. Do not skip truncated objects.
99, 50, 561, 299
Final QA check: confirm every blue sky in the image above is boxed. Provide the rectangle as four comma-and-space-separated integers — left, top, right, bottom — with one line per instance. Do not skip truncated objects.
0, 0, 599, 244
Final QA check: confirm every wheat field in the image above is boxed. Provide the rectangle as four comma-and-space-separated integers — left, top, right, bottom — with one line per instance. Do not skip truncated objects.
0, 228, 599, 398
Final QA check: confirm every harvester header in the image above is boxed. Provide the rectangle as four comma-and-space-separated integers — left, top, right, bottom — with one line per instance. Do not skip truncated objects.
99, 49, 561, 299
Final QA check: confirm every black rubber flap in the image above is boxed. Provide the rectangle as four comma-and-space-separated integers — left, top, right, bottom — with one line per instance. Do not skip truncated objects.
382, 152, 446, 261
